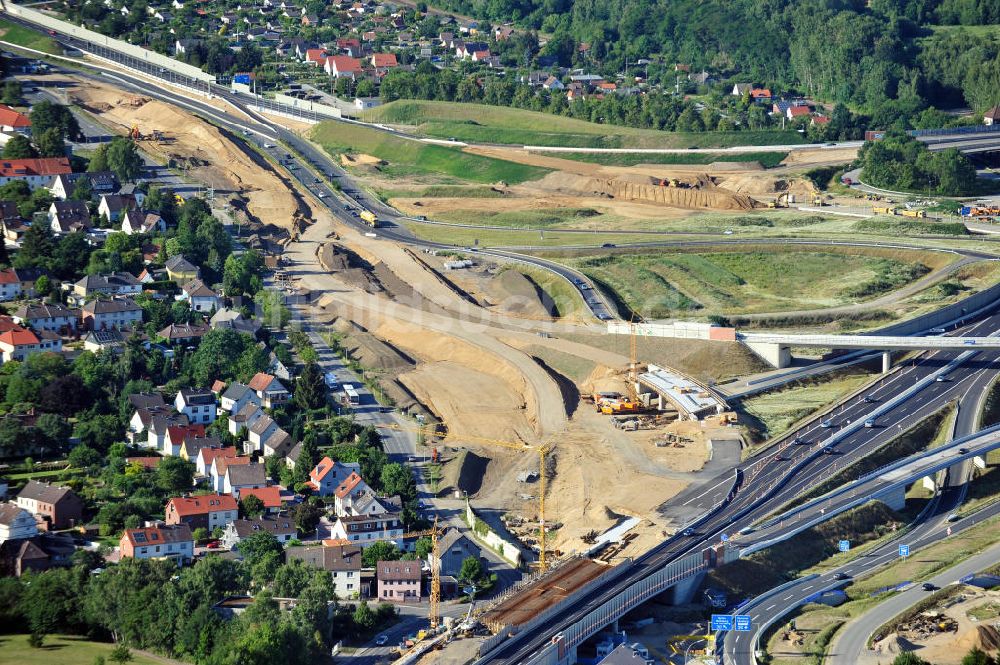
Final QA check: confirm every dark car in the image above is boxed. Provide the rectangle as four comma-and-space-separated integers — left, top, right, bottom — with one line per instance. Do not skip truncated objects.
602, 243, 616, 248
922, 582, 937, 591
834, 572, 850, 580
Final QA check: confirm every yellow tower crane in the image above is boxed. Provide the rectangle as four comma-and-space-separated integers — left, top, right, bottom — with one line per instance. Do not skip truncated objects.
376, 423, 556, 572
402, 516, 442, 630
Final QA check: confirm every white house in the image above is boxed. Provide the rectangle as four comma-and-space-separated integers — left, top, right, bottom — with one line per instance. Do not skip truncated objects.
119, 524, 193, 564
181, 279, 220, 313
247, 414, 280, 452
247, 372, 290, 408
308, 456, 362, 496
330, 512, 404, 547
174, 388, 217, 425
221, 382, 260, 414
223, 462, 267, 496
333, 472, 372, 516
0, 502, 39, 543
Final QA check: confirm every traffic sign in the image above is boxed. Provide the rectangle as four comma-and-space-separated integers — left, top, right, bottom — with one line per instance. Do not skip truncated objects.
899, 544, 910, 557
711, 614, 734, 631
721, 533, 729, 542
839, 540, 850, 552
735, 615, 752, 632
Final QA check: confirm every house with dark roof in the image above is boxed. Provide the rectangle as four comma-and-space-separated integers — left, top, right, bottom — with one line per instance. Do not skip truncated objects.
48, 199, 91, 234
159, 322, 210, 345
229, 402, 264, 436
429, 529, 481, 577
174, 388, 217, 425
81, 297, 143, 331
11, 302, 77, 334
127, 392, 167, 431
330, 511, 404, 547
72, 272, 142, 300
221, 381, 260, 414
221, 516, 297, 550
145, 412, 190, 451
120, 524, 193, 564
165, 254, 200, 283
985, 106, 1000, 126
376, 559, 421, 603
15, 480, 84, 530
0, 531, 75, 576
165, 494, 238, 531
97, 193, 137, 223
83, 329, 127, 353
181, 279, 220, 313
0, 502, 38, 543
179, 434, 222, 461
286, 543, 363, 598
223, 462, 267, 496
121, 209, 165, 235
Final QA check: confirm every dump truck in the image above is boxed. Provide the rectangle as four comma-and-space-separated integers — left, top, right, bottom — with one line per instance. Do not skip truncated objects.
360, 210, 379, 227
872, 205, 896, 215
900, 209, 926, 218
600, 399, 641, 415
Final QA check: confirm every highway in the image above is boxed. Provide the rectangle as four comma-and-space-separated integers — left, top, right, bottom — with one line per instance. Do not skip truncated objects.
720, 359, 995, 664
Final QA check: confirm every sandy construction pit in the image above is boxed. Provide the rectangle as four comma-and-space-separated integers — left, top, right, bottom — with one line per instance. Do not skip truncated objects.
66, 78, 304, 230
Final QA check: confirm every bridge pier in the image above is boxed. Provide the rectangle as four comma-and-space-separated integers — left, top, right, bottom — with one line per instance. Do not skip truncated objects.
880, 485, 907, 512
882, 351, 892, 374
668, 571, 706, 605
974, 456, 988, 470
921, 475, 938, 493
745, 342, 791, 369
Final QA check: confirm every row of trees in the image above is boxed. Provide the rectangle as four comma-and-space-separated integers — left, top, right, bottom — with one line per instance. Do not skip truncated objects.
859, 132, 979, 196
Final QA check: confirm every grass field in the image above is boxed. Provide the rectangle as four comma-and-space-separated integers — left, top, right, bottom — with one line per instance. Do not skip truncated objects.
567, 250, 932, 318
362, 100, 808, 149
549, 150, 789, 168
400, 221, 667, 247
0, 635, 170, 665
0, 19, 61, 54
310, 121, 549, 184
740, 369, 876, 443
505, 265, 589, 319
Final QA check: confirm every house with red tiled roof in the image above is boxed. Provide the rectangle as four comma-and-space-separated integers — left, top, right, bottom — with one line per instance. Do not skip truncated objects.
751, 88, 772, 101
196, 445, 237, 477
0, 269, 23, 302
248, 372, 289, 408
787, 105, 811, 120
210, 455, 251, 493
370, 53, 398, 70
308, 456, 362, 496
0, 104, 31, 136
235, 485, 283, 512
0, 327, 61, 363
304, 48, 327, 64
325, 55, 362, 78
165, 494, 238, 531
0, 157, 71, 190
811, 115, 830, 126
164, 423, 207, 457
333, 472, 371, 516
336, 37, 362, 57
119, 524, 193, 564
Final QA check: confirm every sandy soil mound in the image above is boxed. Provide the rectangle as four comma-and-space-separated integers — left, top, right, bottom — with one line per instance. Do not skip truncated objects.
585, 176, 757, 211
492, 270, 556, 318
719, 174, 817, 197
341, 153, 384, 166
68, 81, 304, 231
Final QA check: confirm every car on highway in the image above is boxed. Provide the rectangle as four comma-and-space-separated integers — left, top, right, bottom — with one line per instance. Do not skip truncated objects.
948, 513, 960, 522
922, 582, 938, 591
834, 572, 851, 580
863, 394, 878, 403
318, 192, 327, 198
929, 327, 946, 333
864, 418, 875, 428
821, 419, 834, 428
958, 448, 969, 454
936, 376, 949, 382
375, 634, 388, 646
681, 528, 694, 536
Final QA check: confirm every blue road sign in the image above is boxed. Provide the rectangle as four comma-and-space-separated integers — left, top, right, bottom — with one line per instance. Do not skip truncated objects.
839, 540, 850, 552
711, 614, 734, 631
721, 533, 729, 542
735, 616, 752, 631
899, 544, 910, 557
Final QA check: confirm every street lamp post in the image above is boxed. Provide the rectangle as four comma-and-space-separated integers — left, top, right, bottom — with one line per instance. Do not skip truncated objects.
684, 637, 707, 664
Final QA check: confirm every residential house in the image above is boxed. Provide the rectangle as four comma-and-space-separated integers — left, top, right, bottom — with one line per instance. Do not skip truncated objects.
72, 272, 142, 300
48, 199, 91, 234
121, 209, 166, 235
286, 543, 363, 599
15, 481, 83, 530
165, 255, 200, 283
377, 560, 421, 603
751, 88, 772, 102
0, 269, 24, 302
324, 55, 362, 78
181, 279, 220, 312
11, 303, 77, 334
223, 462, 267, 496
178, 434, 223, 461
221, 516, 296, 550
158, 322, 210, 345
127, 392, 168, 433
985, 106, 1000, 126
174, 38, 204, 55
210, 309, 262, 336
542, 76, 564, 90
235, 486, 283, 513
119, 524, 194, 564
97, 193, 137, 223
330, 512, 404, 547
304, 47, 328, 64
221, 382, 260, 414
0, 503, 39, 543
146, 412, 190, 451
5, 267, 41, 298
336, 37, 362, 57
48, 171, 116, 200
429, 529, 480, 577
83, 329, 126, 353
196, 445, 237, 477
174, 388, 217, 425
247, 413, 280, 452
0, 327, 61, 363
0, 105, 31, 136
370, 52, 398, 71
1, 215, 28, 244
165, 494, 238, 531
732, 83, 752, 96
0, 532, 75, 576
308, 456, 362, 496
210, 456, 251, 493
0, 157, 71, 190
787, 105, 811, 120
333, 472, 371, 516
247, 372, 290, 408
80, 297, 143, 331
229, 402, 264, 436
164, 423, 207, 457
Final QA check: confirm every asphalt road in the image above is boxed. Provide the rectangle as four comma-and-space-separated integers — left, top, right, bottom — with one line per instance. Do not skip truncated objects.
720, 358, 996, 664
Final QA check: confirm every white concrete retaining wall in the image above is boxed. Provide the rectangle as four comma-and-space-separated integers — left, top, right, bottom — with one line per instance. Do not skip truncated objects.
465, 500, 522, 567
273, 93, 342, 119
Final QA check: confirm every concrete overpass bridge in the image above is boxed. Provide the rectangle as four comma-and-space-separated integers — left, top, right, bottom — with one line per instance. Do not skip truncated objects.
738, 331, 1000, 368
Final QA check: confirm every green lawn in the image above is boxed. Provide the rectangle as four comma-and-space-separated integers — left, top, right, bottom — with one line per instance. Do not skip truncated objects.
0, 19, 61, 54
568, 250, 932, 318
310, 121, 548, 185
0, 635, 173, 665
362, 100, 807, 149
549, 150, 789, 168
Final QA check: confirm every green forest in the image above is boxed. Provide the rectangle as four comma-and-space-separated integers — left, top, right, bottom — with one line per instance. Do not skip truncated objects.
430, 0, 1000, 123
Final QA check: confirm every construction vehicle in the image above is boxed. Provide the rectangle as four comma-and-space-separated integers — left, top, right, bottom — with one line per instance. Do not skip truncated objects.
873, 205, 897, 215
174, 194, 185, 206
360, 210, 379, 227
600, 398, 641, 415
900, 209, 926, 218
812, 195, 824, 206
